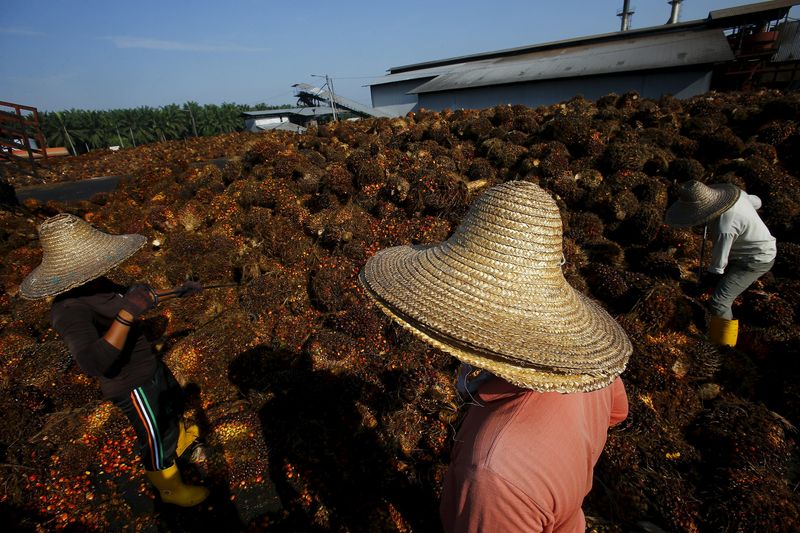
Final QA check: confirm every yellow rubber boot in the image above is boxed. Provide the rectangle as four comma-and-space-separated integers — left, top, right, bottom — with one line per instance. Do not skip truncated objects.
177, 420, 200, 458
708, 316, 738, 347
146, 464, 209, 507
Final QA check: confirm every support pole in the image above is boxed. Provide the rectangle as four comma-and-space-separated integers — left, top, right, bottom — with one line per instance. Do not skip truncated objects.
698, 224, 708, 283
326, 75, 338, 122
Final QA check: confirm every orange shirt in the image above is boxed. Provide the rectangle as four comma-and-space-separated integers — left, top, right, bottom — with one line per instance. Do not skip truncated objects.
440, 376, 628, 533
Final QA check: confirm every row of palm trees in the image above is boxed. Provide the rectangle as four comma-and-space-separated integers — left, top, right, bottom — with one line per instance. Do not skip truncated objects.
39, 102, 290, 153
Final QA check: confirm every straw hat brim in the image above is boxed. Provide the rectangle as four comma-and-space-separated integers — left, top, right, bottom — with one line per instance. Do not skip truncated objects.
20, 233, 146, 300
360, 245, 632, 393
665, 183, 740, 228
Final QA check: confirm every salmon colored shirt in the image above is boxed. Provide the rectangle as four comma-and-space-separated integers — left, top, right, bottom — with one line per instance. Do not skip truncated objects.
440, 376, 628, 533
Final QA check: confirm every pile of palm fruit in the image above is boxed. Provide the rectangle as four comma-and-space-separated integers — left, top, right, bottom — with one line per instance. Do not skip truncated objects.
1, 89, 798, 531
4, 132, 248, 190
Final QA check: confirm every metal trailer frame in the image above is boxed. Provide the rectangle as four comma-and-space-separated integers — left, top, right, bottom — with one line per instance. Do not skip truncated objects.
0, 101, 49, 174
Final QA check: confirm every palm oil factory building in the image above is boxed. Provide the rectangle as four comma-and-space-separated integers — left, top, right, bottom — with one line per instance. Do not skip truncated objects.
369, 0, 800, 115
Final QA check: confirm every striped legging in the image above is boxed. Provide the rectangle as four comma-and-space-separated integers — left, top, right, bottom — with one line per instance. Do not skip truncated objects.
111, 363, 182, 471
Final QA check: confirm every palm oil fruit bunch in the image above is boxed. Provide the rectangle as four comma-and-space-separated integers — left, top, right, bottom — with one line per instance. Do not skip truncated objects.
2, 90, 800, 530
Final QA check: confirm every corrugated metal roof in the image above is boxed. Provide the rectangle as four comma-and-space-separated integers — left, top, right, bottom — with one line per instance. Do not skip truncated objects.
258, 122, 306, 133
708, 0, 799, 22
370, 68, 451, 87
242, 107, 332, 117
408, 29, 733, 94
378, 1, 797, 80
293, 106, 335, 117
387, 20, 704, 75
243, 108, 297, 117
774, 20, 800, 61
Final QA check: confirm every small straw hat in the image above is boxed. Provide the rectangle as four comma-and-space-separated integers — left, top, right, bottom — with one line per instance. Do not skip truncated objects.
359, 181, 632, 393
20, 214, 146, 300
665, 180, 741, 228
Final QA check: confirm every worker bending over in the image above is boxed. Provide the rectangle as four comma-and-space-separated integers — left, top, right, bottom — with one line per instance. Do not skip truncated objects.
665, 180, 776, 346
20, 214, 209, 507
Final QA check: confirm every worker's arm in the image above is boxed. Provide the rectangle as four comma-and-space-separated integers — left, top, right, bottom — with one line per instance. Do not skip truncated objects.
52, 286, 158, 375
609, 376, 629, 427
106, 283, 198, 347
707, 232, 735, 274
52, 305, 129, 377
102, 308, 136, 350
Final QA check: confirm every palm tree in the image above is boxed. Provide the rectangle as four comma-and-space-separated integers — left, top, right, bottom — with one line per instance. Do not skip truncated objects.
195, 104, 218, 136
50, 111, 77, 154
184, 102, 202, 137
107, 109, 128, 148
160, 104, 188, 140
83, 110, 109, 149
134, 107, 158, 145
37, 99, 295, 152
40, 112, 63, 148
219, 102, 242, 133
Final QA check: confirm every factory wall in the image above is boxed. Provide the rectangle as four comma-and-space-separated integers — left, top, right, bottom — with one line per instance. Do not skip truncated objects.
370, 77, 435, 108
394, 68, 713, 111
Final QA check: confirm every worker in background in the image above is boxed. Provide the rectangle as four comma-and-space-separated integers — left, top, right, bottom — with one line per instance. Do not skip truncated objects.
359, 181, 631, 532
20, 213, 209, 507
665, 180, 776, 347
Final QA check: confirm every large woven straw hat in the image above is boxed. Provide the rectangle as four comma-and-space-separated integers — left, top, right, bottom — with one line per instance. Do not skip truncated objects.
20, 214, 146, 300
360, 181, 632, 393
665, 180, 741, 228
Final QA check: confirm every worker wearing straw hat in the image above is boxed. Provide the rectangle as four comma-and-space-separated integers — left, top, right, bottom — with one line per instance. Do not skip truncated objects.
20, 213, 210, 507
665, 180, 776, 347
360, 181, 631, 532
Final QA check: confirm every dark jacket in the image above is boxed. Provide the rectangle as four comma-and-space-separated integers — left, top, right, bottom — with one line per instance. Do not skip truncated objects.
51, 282, 157, 398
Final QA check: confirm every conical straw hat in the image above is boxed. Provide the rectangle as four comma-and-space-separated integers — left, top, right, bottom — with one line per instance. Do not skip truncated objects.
20, 214, 146, 300
360, 181, 632, 393
665, 180, 740, 228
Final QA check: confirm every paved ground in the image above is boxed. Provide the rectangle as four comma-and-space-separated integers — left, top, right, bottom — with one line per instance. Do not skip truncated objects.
15, 175, 128, 203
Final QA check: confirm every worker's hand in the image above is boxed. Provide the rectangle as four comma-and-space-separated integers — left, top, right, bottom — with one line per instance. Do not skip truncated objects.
120, 284, 159, 319
177, 280, 203, 298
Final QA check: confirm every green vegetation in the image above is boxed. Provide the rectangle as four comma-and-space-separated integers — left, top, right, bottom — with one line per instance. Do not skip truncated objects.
39, 102, 292, 153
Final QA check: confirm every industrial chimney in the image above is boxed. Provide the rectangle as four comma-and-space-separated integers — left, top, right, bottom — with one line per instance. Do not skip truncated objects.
667, 0, 682, 24
618, 0, 634, 31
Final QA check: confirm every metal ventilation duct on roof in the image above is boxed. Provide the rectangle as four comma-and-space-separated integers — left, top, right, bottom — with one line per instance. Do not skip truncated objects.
619, 0, 634, 31
668, 0, 683, 24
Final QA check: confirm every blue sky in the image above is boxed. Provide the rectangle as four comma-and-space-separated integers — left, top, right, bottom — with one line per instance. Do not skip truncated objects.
2, 1, 797, 111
